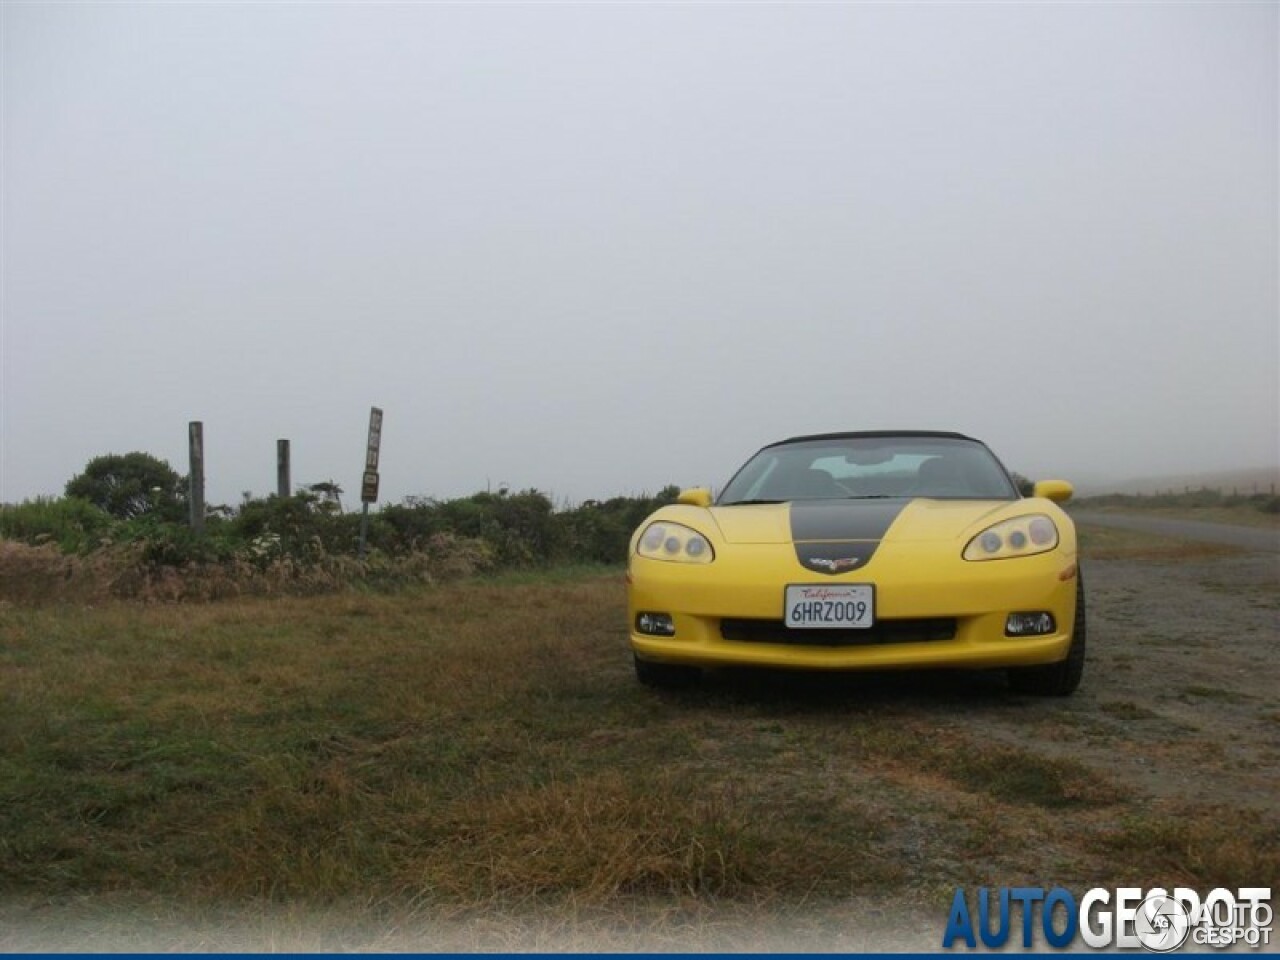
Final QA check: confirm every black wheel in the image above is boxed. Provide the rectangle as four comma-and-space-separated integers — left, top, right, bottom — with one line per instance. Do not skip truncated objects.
634, 654, 700, 688
1009, 572, 1086, 697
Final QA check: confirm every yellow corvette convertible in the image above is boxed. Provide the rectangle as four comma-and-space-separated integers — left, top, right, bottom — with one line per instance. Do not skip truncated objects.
627, 431, 1084, 695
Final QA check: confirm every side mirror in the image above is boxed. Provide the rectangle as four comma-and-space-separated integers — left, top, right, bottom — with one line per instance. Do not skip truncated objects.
1032, 480, 1074, 503
676, 487, 713, 507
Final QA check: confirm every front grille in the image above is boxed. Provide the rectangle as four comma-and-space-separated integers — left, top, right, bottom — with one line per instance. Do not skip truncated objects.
720, 617, 957, 646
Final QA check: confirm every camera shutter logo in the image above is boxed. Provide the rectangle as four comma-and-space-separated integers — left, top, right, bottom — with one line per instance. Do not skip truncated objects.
1136, 894, 1191, 953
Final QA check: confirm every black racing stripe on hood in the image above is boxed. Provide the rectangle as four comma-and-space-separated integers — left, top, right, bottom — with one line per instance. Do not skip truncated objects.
790, 500, 909, 575
789, 499, 909, 542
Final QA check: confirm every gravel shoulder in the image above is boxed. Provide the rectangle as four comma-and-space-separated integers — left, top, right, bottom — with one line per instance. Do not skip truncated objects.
967, 545, 1279, 813
1005, 518, 1280, 814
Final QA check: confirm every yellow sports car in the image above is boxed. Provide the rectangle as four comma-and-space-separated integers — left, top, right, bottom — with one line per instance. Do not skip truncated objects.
627, 431, 1084, 695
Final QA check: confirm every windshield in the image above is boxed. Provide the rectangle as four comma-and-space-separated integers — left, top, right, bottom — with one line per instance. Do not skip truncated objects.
717, 435, 1018, 504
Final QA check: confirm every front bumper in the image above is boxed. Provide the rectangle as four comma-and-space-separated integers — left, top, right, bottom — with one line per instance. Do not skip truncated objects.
628, 541, 1078, 672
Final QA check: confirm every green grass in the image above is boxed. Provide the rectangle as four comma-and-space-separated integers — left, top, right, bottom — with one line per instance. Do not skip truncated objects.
1074, 525, 1243, 561
1, 569, 1273, 929
936, 748, 1123, 809
1071, 492, 1280, 530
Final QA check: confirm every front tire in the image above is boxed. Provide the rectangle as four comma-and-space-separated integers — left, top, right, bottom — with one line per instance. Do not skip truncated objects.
1008, 573, 1086, 697
634, 655, 700, 688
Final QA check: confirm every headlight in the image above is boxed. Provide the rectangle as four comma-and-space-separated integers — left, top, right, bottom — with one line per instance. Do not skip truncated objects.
636, 522, 714, 564
963, 515, 1059, 561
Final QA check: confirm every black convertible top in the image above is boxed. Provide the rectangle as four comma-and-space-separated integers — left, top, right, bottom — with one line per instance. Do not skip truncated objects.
767, 430, 978, 448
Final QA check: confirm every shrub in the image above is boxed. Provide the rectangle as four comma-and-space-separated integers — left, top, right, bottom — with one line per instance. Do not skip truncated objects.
1, 483, 678, 604
117, 515, 238, 569
65, 451, 185, 521
0, 497, 115, 553
561, 487, 681, 564
232, 492, 360, 559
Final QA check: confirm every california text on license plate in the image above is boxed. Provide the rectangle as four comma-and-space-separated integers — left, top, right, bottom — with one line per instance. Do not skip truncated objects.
784, 584, 875, 629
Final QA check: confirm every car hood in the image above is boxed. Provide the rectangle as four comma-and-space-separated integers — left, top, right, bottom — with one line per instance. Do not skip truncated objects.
705, 498, 1017, 545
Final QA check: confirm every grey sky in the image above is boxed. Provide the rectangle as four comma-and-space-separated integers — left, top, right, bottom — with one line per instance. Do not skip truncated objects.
3, 2, 1276, 508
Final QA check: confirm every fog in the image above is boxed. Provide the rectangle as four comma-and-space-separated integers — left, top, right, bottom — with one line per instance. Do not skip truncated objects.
3, 2, 1275, 507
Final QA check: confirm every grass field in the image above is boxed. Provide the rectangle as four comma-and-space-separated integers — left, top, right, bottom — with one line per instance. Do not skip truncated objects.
2, 528, 1277, 950
1075, 504, 1280, 531
1069, 494, 1280, 530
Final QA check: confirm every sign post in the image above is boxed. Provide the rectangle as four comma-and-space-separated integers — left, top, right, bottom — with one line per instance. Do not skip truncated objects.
358, 407, 383, 558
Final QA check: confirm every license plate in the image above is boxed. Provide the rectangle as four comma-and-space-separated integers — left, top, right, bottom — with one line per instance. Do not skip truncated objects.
784, 584, 875, 629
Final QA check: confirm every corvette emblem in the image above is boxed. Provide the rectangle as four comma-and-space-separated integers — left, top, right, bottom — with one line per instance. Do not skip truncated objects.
810, 556, 861, 572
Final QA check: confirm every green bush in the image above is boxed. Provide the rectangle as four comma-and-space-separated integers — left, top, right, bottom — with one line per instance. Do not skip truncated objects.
233, 491, 359, 560
0, 496, 116, 553
376, 486, 680, 568
118, 515, 238, 569
561, 487, 680, 564
65, 451, 186, 521
3, 480, 686, 603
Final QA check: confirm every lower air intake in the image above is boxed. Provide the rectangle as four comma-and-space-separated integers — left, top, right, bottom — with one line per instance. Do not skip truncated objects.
720, 618, 957, 646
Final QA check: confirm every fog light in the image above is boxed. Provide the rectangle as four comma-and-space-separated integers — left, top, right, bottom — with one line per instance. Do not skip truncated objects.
636, 612, 676, 637
1005, 612, 1056, 636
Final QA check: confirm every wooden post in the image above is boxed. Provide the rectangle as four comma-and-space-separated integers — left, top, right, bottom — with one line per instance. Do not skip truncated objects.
277, 439, 291, 498
188, 421, 205, 533
358, 407, 383, 559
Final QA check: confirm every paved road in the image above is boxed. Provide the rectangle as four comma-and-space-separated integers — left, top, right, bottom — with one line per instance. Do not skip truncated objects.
1071, 511, 1280, 553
